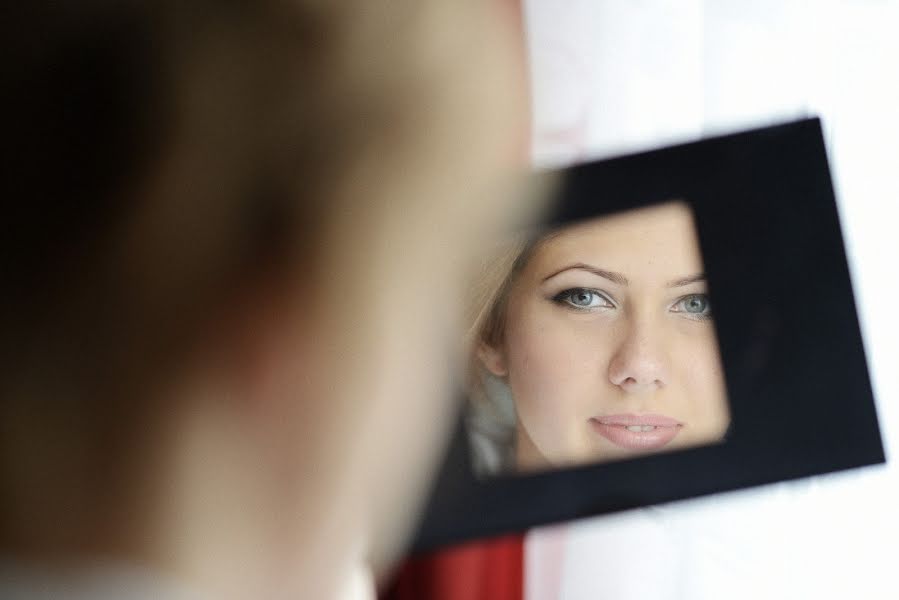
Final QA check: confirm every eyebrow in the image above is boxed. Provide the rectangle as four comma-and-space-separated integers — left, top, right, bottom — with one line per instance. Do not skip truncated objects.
541, 263, 706, 288
541, 263, 628, 285
666, 273, 706, 288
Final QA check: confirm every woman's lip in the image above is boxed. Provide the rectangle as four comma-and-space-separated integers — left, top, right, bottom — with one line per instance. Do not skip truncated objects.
594, 413, 682, 427
589, 414, 682, 450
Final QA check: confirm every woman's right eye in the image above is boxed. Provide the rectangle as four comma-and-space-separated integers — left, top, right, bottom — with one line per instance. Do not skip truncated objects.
552, 288, 614, 310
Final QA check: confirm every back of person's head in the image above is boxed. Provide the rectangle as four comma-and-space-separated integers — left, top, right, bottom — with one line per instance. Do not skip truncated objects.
1, 2, 534, 597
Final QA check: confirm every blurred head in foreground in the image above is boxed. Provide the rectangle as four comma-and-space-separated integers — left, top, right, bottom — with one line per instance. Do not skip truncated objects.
0, 2, 535, 597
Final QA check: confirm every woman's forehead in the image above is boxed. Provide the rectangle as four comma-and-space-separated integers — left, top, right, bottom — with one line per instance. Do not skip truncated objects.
531, 202, 705, 279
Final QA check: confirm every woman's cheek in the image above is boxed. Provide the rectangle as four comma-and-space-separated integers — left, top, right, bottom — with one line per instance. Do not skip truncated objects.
508, 327, 571, 420
678, 334, 730, 440
507, 311, 602, 458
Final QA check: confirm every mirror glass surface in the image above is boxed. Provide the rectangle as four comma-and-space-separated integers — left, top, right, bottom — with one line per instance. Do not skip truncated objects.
466, 201, 730, 476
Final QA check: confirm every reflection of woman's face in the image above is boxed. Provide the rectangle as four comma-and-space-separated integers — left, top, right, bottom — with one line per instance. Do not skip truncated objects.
481, 202, 730, 470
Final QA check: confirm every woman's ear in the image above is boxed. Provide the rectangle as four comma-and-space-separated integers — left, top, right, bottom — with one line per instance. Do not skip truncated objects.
477, 341, 508, 377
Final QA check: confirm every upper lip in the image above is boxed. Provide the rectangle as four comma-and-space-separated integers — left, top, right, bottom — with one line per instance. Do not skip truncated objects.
593, 413, 682, 427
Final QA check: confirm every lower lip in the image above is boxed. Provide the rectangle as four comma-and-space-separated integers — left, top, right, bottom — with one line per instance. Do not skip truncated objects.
589, 419, 681, 450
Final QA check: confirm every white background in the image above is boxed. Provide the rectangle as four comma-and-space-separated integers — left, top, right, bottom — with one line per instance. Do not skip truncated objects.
523, 2, 899, 598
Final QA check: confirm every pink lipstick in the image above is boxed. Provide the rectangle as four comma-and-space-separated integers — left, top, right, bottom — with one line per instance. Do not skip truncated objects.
589, 413, 682, 450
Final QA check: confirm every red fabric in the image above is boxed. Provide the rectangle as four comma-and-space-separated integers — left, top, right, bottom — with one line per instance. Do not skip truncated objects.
381, 534, 525, 600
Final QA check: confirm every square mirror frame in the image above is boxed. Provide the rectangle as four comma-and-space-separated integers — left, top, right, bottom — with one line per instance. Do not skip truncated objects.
411, 118, 884, 553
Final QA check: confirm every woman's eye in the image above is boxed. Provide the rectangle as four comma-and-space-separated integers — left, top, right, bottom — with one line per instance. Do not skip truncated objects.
552, 288, 613, 310
673, 294, 712, 319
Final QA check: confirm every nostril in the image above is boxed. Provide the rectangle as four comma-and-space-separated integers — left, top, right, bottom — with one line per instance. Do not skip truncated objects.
619, 376, 663, 391
607, 342, 668, 390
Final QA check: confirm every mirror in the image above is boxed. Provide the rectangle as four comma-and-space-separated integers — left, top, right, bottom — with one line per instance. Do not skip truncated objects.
466, 201, 730, 476
411, 118, 884, 553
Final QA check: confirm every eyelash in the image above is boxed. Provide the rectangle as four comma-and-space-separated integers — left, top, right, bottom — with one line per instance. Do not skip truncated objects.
551, 288, 615, 311
670, 294, 713, 321
550, 288, 713, 321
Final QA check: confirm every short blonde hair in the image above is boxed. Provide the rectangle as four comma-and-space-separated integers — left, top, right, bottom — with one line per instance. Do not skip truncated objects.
464, 219, 561, 474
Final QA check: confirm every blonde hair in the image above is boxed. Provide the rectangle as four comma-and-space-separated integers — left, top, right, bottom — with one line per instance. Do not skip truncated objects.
464, 232, 546, 475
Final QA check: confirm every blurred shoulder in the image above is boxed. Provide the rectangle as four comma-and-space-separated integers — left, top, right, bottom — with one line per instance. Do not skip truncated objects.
0, 562, 202, 600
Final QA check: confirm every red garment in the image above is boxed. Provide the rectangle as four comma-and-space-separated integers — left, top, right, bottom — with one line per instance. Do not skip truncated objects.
381, 534, 525, 600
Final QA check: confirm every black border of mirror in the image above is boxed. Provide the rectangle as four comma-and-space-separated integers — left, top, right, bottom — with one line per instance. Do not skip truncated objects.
411, 118, 884, 553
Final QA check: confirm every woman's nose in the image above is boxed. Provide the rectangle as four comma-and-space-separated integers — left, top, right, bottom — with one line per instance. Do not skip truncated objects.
607, 322, 668, 393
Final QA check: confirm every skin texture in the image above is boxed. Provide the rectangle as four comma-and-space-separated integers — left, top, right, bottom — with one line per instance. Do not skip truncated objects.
480, 202, 730, 471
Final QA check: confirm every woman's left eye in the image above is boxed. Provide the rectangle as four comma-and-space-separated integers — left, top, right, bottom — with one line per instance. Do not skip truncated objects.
552, 288, 614, 310
672, 294, 712, 319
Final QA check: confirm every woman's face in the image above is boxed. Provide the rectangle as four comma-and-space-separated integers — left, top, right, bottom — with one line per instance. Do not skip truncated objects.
481, 202, 730, 470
